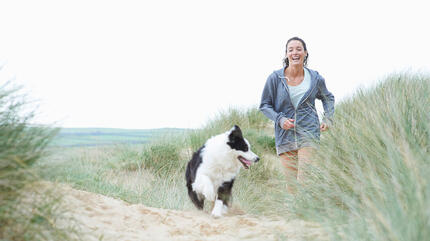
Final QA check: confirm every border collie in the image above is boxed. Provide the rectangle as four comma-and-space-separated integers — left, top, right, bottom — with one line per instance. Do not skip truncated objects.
185, 125, 259, 217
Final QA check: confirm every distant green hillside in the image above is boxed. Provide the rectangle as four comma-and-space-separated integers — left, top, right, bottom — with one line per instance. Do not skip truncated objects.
50, 128, 188, 147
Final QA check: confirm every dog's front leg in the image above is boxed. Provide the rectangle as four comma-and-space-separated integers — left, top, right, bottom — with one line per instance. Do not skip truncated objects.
211, 199, 225, 218
193, 174, 216, 202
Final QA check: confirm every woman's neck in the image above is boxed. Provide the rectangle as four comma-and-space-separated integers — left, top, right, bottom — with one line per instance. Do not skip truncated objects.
285, 65, 304, 77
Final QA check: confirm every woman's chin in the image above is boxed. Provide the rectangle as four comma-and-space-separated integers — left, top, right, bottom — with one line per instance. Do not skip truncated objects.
289, 62, 303, 67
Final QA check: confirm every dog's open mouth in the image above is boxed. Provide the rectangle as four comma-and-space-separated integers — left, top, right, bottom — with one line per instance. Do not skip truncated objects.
238, 156, 252, 169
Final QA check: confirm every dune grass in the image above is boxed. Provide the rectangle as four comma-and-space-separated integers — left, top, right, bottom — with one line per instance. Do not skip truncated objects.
0, 82, 77, 240
35, 72, 429, 240
290, 72, 430, 240
37, 106, 287, 215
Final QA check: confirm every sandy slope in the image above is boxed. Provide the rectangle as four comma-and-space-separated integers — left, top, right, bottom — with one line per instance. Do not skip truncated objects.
47, 183, 324, 241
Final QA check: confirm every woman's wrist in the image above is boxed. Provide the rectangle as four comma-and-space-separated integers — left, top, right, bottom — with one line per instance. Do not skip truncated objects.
279, 117, 288, 128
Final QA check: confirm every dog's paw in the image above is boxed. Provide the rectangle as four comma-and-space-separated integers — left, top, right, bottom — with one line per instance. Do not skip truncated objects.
222, 204, 228, 215
211, 200, 224, 218
211, 209, 223, 218
211, 212, 222, 218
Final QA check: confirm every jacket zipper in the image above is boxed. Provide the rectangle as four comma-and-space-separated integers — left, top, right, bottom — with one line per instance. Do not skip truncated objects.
281, 76, 298, 149
298, 82, 317, 109
281, 73, 318, 149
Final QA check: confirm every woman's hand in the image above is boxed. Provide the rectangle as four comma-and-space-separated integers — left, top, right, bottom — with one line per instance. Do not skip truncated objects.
282, 118, 295, 130
320, 123, 329, 131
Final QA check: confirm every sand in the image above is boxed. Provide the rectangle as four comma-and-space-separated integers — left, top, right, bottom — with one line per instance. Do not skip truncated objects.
35, 182, 324, 241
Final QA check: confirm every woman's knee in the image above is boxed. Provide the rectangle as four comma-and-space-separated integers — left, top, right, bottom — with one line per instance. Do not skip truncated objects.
279, 151, 298, 171
298, 147, 315, 163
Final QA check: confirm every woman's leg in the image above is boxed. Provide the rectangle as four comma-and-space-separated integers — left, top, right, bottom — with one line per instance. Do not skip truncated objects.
297, 147, 315, 183
279, 150, 298, 194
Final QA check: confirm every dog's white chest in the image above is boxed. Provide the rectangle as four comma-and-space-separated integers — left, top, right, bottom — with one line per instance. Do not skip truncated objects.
204, 161, 240, 185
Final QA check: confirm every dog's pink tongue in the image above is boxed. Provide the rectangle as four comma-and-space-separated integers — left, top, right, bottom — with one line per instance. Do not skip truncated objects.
243, 159, 252, 166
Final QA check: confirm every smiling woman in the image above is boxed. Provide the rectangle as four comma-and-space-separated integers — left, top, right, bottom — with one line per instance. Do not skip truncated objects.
284, 37, 309, 70
259, 36, 335, 193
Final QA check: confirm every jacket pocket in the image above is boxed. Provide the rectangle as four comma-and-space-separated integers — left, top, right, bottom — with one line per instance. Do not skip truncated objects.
274, 123, 287, 145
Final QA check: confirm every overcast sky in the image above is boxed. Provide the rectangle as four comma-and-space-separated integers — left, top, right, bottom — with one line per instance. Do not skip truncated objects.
1, 0, 429, 129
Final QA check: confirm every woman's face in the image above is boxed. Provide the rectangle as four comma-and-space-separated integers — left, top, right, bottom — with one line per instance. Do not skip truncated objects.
286, 40, 307, 67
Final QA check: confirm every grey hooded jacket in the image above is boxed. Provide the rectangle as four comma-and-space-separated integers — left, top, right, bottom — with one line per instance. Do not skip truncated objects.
259, 67, 335, 154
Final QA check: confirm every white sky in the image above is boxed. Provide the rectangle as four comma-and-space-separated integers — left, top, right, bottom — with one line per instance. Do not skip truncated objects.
1, 0, 429, 129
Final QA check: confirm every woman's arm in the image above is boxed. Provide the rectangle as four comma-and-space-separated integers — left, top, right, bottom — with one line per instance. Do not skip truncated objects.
259, 73, 287, 127
316, 75, 335, 126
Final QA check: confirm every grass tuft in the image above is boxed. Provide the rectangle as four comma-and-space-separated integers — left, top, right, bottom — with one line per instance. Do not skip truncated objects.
290, 72, 430, 241
0, 82, 76, 240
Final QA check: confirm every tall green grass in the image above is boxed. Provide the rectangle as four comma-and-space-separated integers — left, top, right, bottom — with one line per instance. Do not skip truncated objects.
291, 72, 430, 241
37, 106, 286, 215
35, 72, 429, 240
0, 82, 76, 240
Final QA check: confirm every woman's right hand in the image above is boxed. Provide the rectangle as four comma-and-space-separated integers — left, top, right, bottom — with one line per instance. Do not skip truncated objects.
281, 118, 295, 130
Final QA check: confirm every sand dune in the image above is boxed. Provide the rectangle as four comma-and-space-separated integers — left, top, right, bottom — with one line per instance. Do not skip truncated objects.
44, 183, 324, 241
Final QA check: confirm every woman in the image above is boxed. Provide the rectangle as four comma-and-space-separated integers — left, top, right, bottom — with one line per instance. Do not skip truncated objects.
259, 37, 335, 192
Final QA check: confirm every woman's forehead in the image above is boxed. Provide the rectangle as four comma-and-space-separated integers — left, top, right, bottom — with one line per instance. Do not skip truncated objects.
287, 40, 304, 48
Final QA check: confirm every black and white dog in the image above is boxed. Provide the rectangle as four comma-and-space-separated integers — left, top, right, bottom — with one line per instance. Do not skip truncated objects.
185, 125, 259, 217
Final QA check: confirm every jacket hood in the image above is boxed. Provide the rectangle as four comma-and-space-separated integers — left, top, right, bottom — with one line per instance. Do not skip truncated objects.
273, 66, 320, 80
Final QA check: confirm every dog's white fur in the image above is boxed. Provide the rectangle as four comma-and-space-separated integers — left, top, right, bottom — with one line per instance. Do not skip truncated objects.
189, 127, 259, 217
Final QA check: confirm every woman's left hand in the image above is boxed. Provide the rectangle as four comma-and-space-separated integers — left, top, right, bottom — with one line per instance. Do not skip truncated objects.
320, 123, 329, 132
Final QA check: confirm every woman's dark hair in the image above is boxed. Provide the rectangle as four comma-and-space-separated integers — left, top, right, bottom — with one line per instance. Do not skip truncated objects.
283, 37, 309, 67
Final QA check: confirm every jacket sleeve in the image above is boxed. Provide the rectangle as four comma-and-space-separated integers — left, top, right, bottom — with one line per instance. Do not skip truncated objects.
259, 73, 286, 127
315, 74, 335, 124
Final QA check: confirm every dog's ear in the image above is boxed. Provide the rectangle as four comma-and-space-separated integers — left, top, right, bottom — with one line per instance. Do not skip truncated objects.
227, 125, 248, 151
229, 125, 243, 140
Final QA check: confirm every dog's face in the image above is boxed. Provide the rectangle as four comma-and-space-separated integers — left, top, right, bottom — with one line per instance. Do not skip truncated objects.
226, 125, 260, 169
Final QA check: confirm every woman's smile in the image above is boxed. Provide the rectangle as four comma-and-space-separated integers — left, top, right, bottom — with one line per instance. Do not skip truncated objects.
287, 40, 307, 66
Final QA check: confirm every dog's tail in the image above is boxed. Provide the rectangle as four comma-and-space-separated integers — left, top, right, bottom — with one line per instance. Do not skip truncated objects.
186, 183, 204, 209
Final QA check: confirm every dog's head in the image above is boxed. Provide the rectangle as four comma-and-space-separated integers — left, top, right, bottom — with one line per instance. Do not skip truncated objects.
226, 125, 260, 169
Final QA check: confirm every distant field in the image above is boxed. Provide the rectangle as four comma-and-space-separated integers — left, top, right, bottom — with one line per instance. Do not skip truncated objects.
50, 128, 188, 147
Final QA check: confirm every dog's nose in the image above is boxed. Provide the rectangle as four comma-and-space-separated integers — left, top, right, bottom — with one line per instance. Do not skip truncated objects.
255, 157, 260, 163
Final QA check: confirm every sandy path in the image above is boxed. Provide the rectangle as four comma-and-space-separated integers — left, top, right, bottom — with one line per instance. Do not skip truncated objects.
50, 183, 324, 241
